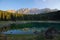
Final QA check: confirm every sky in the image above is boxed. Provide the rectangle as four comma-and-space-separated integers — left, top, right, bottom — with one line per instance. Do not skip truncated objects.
0, 0, 60, 10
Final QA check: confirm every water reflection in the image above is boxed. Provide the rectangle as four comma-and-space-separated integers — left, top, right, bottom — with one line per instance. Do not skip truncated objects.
2, 22, 60, 34
2, 29, 33, 34
2, 27, 46, 34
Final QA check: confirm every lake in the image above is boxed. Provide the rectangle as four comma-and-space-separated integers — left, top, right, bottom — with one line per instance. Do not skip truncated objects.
2, 22, 60, 34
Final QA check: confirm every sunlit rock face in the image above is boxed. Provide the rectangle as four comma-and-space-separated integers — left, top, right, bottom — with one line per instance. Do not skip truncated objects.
16, 8, 58, 14
16, 8, 40, 14
5, 8, 58, 14
16, 8, 30, 14
6, 10, 16, 13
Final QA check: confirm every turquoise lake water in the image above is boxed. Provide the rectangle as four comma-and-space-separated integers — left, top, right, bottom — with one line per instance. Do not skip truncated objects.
2, 22, 60, 34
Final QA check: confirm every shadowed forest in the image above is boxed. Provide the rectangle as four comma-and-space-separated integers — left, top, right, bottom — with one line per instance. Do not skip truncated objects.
0, 10, 60, 21
0, 10, 60, 40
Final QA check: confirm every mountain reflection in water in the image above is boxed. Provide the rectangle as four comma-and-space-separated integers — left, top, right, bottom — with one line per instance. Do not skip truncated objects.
2, 29, 33, 34
2, 28, 45, 34
2, 22, 60, 34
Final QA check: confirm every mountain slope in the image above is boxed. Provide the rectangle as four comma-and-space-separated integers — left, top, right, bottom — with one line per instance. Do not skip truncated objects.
0, 10, 60, 21
16, 8, 58, 14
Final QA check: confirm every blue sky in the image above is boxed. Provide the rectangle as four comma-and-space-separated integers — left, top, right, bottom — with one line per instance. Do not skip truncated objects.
0, 0, 60, 10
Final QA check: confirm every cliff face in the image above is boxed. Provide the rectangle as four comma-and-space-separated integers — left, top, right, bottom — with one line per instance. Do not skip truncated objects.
16, 8, 58, 14
5, 8, 58, 14
6, 10, 16, 13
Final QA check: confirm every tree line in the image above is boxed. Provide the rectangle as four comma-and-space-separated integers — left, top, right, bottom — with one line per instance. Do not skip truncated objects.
0, 10, 60, 21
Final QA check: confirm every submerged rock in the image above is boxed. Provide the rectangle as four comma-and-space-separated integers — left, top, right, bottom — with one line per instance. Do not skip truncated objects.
44, 27, 58, 39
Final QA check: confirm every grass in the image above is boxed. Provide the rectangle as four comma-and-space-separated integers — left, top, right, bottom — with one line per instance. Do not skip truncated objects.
6, 34, 35, 40
0, 31, 60, 40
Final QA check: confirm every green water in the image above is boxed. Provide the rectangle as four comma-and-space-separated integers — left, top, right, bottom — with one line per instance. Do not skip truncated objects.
10, 22, 60, 30
3, 22, 60, 34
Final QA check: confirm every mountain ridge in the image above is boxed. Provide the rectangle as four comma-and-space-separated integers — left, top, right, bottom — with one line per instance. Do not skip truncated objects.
0, 9, 60, 21
2, 8, 58, 14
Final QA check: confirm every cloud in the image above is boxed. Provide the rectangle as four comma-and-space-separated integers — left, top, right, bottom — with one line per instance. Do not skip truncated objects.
34, 0, 59, 4
34, 0, 49, 8
34, 0, 60, 9
42, 0, 47, 2
34, 0, 50, 6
